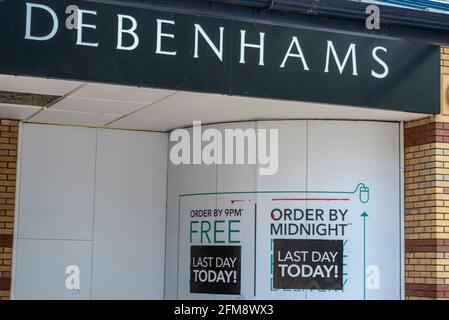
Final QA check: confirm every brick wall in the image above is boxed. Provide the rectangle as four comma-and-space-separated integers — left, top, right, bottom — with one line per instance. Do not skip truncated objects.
403, 47, 449, 300
404, 117, 449, 299
442, 47, 449, 75
0, 119, 19, 300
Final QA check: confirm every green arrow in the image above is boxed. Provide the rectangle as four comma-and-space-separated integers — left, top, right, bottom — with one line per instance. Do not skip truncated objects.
361, 211, 368, 300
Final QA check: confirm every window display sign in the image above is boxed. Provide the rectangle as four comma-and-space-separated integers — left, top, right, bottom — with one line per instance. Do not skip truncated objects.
190, 245, 241, 295
177, 196, 255, 299
273, 239, 343, 290
177, 182, 394, 299
256, 185, 370, 298
171, 120, 401, 300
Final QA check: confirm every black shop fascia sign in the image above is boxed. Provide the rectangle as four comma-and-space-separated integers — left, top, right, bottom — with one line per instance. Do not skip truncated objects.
0, 0, 440, 114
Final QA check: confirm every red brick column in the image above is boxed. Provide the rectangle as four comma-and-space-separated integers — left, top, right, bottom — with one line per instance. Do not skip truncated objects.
0, 119, 19, 300
404, 117, 449, 300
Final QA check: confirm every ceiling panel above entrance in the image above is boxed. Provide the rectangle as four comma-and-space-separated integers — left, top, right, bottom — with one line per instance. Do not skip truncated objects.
0, 76, 430, 131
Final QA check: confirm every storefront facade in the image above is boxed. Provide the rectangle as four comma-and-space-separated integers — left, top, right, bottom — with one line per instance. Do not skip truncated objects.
0, 0, 448, 300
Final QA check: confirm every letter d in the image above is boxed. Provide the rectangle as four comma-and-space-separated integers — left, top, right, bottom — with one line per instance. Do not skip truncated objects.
25, 3, 59, 41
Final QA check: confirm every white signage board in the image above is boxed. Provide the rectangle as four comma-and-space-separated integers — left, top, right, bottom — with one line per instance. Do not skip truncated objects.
174, 121, 401, 300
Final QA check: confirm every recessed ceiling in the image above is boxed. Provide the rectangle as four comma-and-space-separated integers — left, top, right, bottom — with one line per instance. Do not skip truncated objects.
0, 75, 428, 132
0, 91, 60, 107
70, 83, 175, 103
0, 75, 83, 96
109, 91, 424, 131
30, 109, 121, 127
0, 103, 41, 120
50, 96, 149, 115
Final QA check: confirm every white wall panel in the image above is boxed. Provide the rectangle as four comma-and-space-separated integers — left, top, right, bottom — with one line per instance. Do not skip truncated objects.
16, 124, 168, 300
255, 121, 307, 300
91, 129, 168, 299
256, 121, 307, 191
18, 124, 96, 240
165, 126, 217, 299
14, 239, 92, 300
216, 123, 257, 300
306, 121, 400, 300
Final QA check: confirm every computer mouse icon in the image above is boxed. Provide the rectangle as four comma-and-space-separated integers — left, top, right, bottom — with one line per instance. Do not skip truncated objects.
359, 185, 369, 203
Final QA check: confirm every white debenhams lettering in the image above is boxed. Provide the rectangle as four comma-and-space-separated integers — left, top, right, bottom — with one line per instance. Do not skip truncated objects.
25, 3, 58, 41
22, 5, 390, 80
239, 30, 265, 66
76, 9, 99, 47
371, 46, 389, 79
280, 36, 309, 70
194, 24, 224, 61
325, 41, 358, 76
117, 14, 139, 51
156, 19, 176, 56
